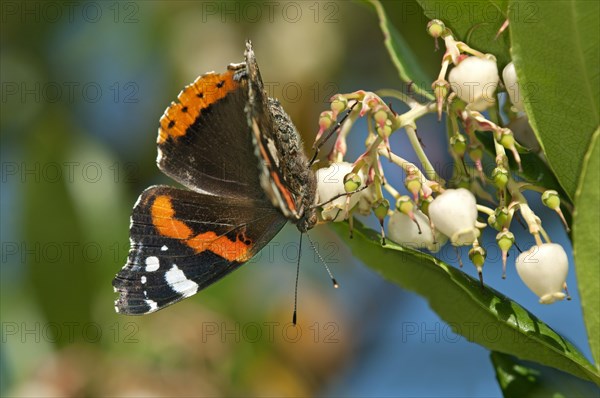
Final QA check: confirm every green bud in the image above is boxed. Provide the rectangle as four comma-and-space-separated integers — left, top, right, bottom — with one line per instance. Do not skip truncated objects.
541, 190, 560, 210
373, 198, 390, 221
496, 230, 515, 252
405, 174, 422, 197
343, 172, 361, 193
496, 230, 514, 279
319, 111, 334, 129
331, 95, 348, 114
419, 197, 432, 216
494, 206, 509, 229
427, 19, 445, 38
396, 195, 413, 214
487, 213, 498, 229
492, 166, 509, 189
432, 79, 449, 97
469, 246, 486, 267
450, 134, 467, 156
377, 125, 392, 137
374, 109, 388, 125
499, 130, 515, 149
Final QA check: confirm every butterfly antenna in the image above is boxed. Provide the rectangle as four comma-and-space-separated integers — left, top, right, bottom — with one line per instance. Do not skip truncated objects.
309, 100, 359, 167
292, 232, 303, 325
307, 232, 339, 289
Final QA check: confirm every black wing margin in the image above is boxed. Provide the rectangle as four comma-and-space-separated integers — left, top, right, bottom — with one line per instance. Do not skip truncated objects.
113, 185, 286, 315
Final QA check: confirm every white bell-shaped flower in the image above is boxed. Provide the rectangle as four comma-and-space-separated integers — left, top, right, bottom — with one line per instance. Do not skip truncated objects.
516, 243, 569, 304
316, 162, 363, 222
448, 56, 499, 111
388, 210, 447, 253
502, 62, 525, 112
428, 188, 478, 246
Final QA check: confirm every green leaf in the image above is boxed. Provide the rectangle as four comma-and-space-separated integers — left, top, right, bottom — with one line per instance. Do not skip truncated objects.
365, 0, 435, 100
416, 0, 512, 68
509, 1, 600, 201
330, 220, 600, 385
491, 351, 600, 397
573, 127, 600, 371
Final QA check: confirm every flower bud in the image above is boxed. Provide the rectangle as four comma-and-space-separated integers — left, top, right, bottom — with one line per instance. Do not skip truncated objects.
373, 198, 390, 222
405, 173, 422, 201
419, 196, 433, 216
377, 124, 393, 137
343, 172, 362, 193
469, 245, 486, 286
494, 206, 509, 229
499, 129, 515, 149
516, 243, 569, 304
496, 230, 514, 279
432, 79, 450, 120
374, 108, 388, 126
450, 134, 467, 156
502, 62, 525, 112
487, 213, 497, 229
427, 19, 445, 38
541, 190, 570, 231
319, 111, 334, 130
330, 95, 348, 117
469, 245, 486, 267
395, 195, 414, 214
492, 166, 509, 190
541, 190, 560, 210
428, 188, 478, 246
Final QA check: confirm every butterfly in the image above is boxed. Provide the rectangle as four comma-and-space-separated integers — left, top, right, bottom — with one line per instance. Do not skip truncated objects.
112, 41, 318, 315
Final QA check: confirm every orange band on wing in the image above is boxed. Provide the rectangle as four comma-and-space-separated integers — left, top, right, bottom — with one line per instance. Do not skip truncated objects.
186, 230, 252, 262
151, 195, 193, 239
158, 70, 239, 144
151, 195, 252, 262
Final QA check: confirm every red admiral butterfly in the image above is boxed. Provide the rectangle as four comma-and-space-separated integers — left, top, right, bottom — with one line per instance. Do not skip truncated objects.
113, 41, 318, 315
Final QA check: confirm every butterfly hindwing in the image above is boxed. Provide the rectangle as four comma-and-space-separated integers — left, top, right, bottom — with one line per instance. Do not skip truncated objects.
113, 185, 286, 314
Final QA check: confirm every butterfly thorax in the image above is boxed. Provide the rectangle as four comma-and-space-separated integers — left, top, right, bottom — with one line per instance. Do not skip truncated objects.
268, 98, 317, 232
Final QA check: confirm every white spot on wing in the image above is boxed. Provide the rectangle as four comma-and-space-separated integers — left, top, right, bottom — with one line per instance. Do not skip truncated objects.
145, 256, 160, 272
114, 305, 119, 313
165, 264, 198, 298
141, 276, 147, 284
145, 299, 158, 312
161, 245, 168, 251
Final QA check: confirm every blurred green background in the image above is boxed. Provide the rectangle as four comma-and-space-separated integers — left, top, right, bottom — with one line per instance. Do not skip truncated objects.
1, 1, 591, 396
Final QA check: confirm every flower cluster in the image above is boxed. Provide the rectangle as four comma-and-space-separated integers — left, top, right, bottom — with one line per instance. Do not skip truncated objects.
312, 19, 572, 304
